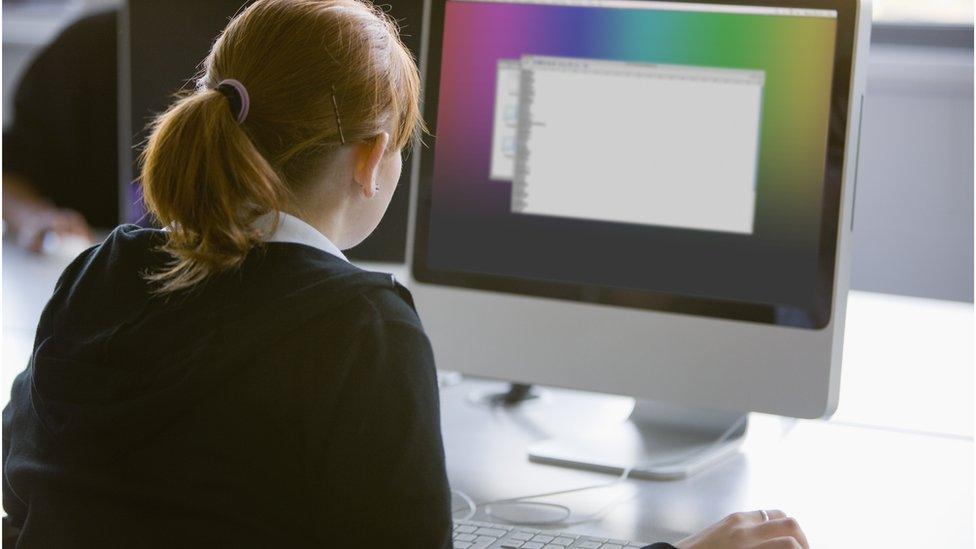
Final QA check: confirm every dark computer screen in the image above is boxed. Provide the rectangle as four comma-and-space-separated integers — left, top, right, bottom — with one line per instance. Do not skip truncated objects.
121, 0, 424, 262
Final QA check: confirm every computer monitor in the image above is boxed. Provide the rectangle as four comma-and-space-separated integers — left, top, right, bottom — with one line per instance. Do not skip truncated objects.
408, 0, 870, 477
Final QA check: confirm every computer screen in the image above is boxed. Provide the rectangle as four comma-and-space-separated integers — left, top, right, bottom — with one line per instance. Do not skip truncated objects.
414, 0, 857, 328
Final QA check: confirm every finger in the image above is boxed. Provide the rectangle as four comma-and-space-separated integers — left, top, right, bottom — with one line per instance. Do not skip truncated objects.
63, 209, 90, 230
54, 210, 93, 240
750, 509, 782, 524
723, 511, 761, 528
755, 518, 809, 549
24, 230, 46, 254
754, 537, 802, 549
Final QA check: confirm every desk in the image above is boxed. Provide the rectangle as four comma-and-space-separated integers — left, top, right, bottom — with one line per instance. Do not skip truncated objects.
2, 243, 973, 547
442, 379, 972, 547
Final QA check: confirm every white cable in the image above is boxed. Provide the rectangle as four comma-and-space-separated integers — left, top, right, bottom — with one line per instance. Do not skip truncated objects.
479, 414, 749, 527
451, 489, 477, 521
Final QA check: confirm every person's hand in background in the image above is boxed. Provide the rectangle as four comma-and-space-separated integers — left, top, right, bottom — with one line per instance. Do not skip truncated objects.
676, 511, 809, 549
15, 206, 93, 254
3, 174, 94, 253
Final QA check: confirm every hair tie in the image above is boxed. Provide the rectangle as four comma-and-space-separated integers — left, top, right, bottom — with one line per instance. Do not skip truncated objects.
216, 79, 250, 124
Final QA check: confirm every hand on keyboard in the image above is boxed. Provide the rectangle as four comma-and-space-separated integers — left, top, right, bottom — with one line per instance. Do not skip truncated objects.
452, 509, 808, 549
674, 510, 809, 549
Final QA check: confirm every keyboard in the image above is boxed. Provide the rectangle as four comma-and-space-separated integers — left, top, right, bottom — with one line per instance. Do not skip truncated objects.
452, 519, 649, 549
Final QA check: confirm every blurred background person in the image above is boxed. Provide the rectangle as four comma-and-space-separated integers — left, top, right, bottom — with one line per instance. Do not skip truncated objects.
2, 6, 118, 252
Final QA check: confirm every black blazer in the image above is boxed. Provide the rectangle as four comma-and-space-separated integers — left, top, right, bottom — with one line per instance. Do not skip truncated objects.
3, 225, 451, 548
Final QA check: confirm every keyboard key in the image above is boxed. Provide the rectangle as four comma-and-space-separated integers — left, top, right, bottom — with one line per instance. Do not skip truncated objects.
552, 538, 574, 546
523, 543, 545, 549
511, 532, 535, 541
476, 535, 498, 543
475, 528, 509, 537
604, 545, 623, 549
455, 533, 477, 542
577, 542, 602, 549
499, 541, 524, 548
456, 525, 478, 534
532, 535, 555, 543
453, 542, 472, 549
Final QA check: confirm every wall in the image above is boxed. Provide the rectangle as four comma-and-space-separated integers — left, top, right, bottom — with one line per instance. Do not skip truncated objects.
853, 41, 974, 302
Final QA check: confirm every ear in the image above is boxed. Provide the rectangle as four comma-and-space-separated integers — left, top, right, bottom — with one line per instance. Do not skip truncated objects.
352, 131, 391, 199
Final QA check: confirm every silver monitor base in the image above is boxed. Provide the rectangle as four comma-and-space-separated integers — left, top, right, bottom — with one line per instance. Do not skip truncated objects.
528, 399, 748, 480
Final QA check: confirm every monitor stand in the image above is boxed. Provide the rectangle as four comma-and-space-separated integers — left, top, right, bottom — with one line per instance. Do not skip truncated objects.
528, 399, 748, 480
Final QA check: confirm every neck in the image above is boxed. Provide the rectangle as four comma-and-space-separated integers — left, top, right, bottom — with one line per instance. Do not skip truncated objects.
288, 156, 360, 249
281, 204, 348, 250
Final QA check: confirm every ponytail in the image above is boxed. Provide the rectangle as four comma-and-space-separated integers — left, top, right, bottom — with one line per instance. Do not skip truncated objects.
139, 0, 423, 294
140, 88, 284, 293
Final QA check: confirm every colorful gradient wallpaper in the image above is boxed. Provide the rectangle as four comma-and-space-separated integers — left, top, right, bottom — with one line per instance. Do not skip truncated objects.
422, 0, 840, 326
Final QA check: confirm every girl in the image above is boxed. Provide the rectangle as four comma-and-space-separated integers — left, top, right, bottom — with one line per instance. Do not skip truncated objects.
3, 1, 807, 547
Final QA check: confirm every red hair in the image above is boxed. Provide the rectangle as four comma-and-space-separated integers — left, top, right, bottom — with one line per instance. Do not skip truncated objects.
140, 0, 422, 292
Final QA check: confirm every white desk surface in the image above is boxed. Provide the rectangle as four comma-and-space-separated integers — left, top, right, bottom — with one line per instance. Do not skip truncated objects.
2, 243, 973, 547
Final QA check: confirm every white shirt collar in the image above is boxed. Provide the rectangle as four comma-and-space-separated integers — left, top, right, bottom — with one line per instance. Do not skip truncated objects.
255, 211, 348, 262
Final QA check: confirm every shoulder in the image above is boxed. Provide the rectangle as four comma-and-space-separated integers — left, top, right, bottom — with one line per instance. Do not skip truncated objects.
318, 284, 428, 368
246, 242, 426, 339
47, 225, 153, 297
355, 283, 423, 330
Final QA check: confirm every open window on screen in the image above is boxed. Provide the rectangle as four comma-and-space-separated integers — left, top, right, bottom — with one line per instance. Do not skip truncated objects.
490, 55, 765, 235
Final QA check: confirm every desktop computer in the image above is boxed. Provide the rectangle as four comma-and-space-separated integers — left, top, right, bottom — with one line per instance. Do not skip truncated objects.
409, 0, 871, 479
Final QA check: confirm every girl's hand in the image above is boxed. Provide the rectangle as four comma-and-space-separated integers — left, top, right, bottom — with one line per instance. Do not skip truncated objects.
676, 510, 809, 549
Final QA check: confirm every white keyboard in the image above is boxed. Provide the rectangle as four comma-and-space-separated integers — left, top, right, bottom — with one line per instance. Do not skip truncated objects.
452, 519, 649, 549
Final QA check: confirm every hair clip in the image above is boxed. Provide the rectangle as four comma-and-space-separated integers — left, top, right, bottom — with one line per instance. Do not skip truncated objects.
331, 85, 346, 145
